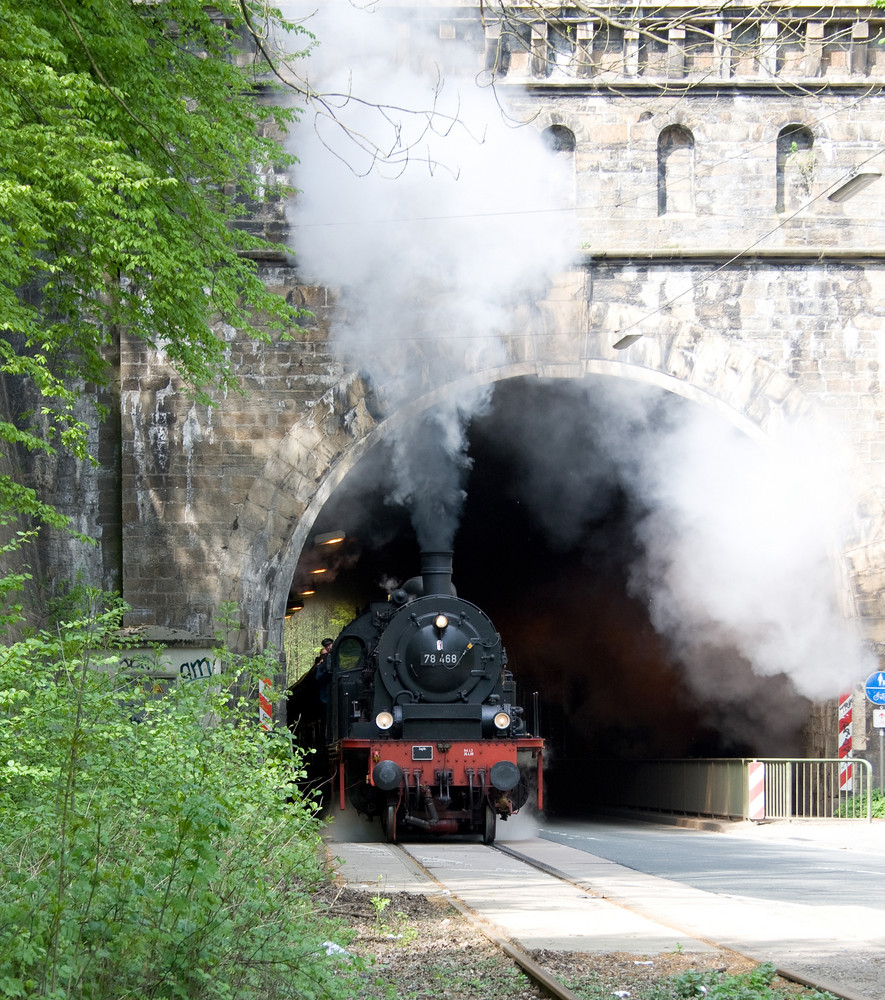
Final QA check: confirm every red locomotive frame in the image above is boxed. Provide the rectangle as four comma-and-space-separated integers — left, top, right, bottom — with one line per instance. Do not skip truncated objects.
337, 736, 544, 813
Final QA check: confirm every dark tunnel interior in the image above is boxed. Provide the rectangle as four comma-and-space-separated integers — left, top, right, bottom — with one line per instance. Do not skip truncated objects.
293, 375, 815, 816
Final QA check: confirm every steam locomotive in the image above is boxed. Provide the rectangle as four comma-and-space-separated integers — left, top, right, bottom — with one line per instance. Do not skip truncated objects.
323, 550, 543, 843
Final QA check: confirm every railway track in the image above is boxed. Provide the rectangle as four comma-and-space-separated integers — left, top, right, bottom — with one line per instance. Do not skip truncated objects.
386, 841, 874, 1000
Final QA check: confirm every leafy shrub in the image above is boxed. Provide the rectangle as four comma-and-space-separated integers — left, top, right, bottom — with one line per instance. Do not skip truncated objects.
837, 788, 885, 819
659, 962, 835, 1000
0, 595, 357, 999
664, 963, 778, 999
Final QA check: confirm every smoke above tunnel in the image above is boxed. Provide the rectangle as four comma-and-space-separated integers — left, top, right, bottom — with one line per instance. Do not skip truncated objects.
626, 402, 868, 702
282, 0, 577, 549
481, 376, 874, 705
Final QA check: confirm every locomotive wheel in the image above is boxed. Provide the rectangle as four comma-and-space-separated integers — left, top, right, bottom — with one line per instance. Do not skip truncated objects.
482, 803, 496, 845
383, 803, 398, 844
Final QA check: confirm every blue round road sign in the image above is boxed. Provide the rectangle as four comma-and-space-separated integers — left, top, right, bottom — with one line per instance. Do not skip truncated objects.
865, 671, 885, 704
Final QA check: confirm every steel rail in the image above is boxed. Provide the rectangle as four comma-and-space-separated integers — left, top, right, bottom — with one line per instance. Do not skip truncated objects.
390, 843, 586, 1000
384, 839, 873, 1000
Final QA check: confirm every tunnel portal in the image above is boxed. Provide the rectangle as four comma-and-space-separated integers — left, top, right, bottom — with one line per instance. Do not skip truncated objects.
289, 375, 819, 815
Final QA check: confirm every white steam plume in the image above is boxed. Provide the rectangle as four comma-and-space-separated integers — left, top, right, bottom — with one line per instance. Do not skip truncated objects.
624, 396, 873, 701
490, 377, 873, 703
282, 1, 577, 549
277, 5, 871, 703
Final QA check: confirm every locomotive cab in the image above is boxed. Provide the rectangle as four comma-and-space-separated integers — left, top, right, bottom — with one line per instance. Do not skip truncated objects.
327, 551, 543, 843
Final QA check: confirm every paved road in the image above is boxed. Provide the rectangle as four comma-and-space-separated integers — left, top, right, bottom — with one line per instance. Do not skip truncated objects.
538, 818, 885, 910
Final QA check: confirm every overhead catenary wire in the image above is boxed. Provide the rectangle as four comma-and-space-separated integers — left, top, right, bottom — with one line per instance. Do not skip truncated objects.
606, 141, 885, 345
289, 137, 885, 347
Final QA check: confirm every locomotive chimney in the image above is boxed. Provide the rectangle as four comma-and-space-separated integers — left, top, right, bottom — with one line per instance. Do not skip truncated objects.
421, 550, 454, 597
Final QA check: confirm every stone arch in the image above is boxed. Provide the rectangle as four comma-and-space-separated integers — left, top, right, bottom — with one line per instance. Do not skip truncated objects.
221, 325, 874, 655
657, 124, 695, 215
533, 110, 588, 147
542, 124, 576, 153
776, 123, 815, 213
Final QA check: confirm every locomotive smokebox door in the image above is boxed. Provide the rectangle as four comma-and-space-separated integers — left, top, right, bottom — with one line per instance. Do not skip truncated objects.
375, 594, 501, 706
405, 619, 477, 695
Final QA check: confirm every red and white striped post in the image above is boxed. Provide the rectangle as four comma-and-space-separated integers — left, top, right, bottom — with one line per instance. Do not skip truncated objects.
259, 676, 274, 731
748, 760, 765, 820
838, 690, 853, 792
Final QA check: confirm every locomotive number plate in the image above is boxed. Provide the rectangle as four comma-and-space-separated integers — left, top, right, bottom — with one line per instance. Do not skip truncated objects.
412, 745, 433, 761
421, 652, 460, 665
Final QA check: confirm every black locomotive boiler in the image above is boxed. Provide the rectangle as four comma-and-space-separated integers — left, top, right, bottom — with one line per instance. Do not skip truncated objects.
324, 550, 543, 843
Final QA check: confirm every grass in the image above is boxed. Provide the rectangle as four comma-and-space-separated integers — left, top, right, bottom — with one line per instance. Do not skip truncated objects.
561, 959, 837, 1000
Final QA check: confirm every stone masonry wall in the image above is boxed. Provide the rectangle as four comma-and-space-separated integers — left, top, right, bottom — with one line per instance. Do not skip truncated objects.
10, 4, 885, 754
117, 5, 885, 646
112, 256, 885, 637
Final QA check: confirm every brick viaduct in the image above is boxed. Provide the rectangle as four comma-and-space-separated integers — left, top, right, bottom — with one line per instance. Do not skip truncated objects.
14, 3, 885, 741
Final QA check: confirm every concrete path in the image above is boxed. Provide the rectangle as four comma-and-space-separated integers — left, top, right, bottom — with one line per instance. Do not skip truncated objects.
410, 839, 711, 954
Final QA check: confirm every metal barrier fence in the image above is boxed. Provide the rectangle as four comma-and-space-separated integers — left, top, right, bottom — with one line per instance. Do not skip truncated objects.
597, 757, 874, 822
758, 757, 873, 821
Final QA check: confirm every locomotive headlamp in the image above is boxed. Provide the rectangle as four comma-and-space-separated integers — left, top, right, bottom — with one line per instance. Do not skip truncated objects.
493, 711, 511, 730
434, 614, 449, 631
375, 711, 395, 731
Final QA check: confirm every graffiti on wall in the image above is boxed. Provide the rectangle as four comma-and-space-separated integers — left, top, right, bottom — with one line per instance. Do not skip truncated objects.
121, 647, 220, 684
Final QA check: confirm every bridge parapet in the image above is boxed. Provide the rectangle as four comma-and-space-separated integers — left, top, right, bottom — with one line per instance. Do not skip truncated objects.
473, 3, 885, 86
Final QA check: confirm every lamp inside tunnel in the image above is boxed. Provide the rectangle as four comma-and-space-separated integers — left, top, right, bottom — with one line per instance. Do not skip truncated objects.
314, 530, 346, 546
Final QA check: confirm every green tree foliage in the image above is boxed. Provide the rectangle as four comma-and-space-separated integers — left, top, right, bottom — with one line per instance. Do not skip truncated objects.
283, 601, 357, 688
0, 0, 307, 519
0, 594, 360, 999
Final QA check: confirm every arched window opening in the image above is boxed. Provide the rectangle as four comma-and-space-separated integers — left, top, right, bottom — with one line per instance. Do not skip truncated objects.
776, 124, 814, 213
542, 124, 576, 153
657, 125, 695, 215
